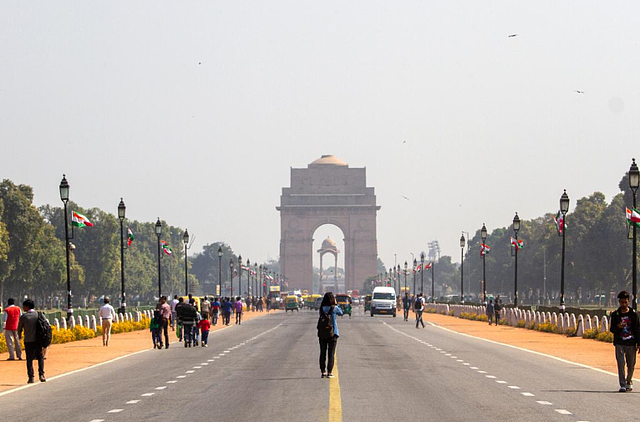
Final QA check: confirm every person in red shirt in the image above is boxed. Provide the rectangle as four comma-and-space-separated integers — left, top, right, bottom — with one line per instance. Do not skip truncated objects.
198, 313, 211, 347
3, 298, 23, 361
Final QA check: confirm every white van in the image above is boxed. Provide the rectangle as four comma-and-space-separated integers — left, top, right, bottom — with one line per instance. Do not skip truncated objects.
370, 286, 396, 317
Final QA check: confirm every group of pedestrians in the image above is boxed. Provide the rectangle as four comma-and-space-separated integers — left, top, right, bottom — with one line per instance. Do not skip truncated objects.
3, 298, 46, 383
486, 297, 503, 325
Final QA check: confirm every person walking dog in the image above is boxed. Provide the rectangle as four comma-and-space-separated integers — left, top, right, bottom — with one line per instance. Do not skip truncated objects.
317, 292, 343, 379
610, 290, 640, 392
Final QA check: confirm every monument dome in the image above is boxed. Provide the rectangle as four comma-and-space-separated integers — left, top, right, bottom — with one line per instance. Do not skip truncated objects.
309, 155, 348, 167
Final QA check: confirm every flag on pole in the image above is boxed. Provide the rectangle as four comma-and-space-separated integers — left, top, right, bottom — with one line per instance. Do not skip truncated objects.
627, 207, 640, 227
510, 237, 524, 250
553, 211, 567, 234
424, 262, 432, 270
71, 211, 93, 228
161, 240, 173, 256
416, 264, 422, 272
480, 243, 491, 256
127, 227, 134, 246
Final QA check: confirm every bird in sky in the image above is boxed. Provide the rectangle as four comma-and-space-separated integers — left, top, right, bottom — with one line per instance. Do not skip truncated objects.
575, 90, 585, 94
401, 195, 410, 201
508, 34, 518, 38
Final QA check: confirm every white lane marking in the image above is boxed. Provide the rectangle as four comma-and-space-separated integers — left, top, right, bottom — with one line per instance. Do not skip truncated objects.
456, 360, 464, 362
141, 393, 155, 397
126, 400, 140, 404
214, 356, 221, 359
89, 420, 105, 422
218, 353, 225, 356
555, 409, 572, 415
434, 348, 441, 351
176, 375, 186, 378
108, 409, 123, 413
537, 401, 553, 405
193, 366, 202, 369
477, 371, 487, 374
486, 375, 496, 379
496, 381, 507, 384
166, 381, 177, 384
200, 363, 209, 365
508, 386, 521, 389
463, 363, 470, 366
155, 386, 167, 390
223, 350, 230, 353
425, 321, 636, 381
470, 367, 478, 370
186, 370, 195, 373
207, 359, 215, 362
522, 392, 535, 397
445, 353, 451, 356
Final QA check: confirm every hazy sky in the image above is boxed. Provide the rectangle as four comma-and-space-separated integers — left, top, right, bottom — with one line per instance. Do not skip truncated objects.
2, 1, 639, 268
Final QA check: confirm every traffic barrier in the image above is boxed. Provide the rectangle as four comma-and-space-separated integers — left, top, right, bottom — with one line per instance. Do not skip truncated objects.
90, 315, 97, 331
84, 315, 90, 329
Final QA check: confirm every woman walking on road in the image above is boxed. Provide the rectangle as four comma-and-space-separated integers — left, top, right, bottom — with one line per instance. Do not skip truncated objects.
317, 292, 343, 379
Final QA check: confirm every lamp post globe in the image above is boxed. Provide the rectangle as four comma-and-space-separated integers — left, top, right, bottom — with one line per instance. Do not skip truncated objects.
460, 234, 465, 303
59, 175, 72, 320
630, 159, 639, 309
559, 190, 569, 311
118, 198, 126, 313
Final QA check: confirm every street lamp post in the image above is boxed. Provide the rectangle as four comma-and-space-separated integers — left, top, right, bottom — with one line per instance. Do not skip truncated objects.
629, 159, 639, 309
404, 261, 408, 295
559, 190, 570, 312
413, 259, 417, 295
238, 255, 242, 297
183, 229, 190, 295
460, 234, 465, 303
59, 175, 73, 321
118, 199, 127, 313
481, 223, 487, 302
512, 213, 521, 307
420, 252, 425, 295
431, 261, 435, 303
155, 218, 162, 298
217, 247, 223, 297
229, 258, 234, 297
246, 259, 251, 298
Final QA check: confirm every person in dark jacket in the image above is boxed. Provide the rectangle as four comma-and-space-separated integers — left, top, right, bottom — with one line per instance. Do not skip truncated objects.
609, 291, 640, 392
318, 292, 343, 379
181, 301, 198, 347
17, 299, 45, 383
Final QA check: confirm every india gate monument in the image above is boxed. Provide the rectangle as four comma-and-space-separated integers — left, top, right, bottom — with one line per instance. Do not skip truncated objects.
277, 155, 380, 292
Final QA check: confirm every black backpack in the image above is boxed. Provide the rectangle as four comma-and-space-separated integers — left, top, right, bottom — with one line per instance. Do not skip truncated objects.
317, 307, 334, 339
36, 312, 52, 348
414, 298, 422, 310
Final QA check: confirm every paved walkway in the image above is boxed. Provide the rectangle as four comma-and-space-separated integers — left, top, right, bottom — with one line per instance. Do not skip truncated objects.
422, 311, 619, 376
0, 310, 279, 392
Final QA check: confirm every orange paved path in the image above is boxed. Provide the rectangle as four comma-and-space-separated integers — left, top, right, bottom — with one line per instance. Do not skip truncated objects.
422, 312, 618, 376
0, 310, 280, 392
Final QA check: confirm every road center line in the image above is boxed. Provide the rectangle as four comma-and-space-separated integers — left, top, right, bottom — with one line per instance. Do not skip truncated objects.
328, 357, 342, 422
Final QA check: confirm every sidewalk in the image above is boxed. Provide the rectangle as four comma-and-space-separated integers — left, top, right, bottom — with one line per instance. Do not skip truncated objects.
0, 310, 279, 393
422, 312, 618, 376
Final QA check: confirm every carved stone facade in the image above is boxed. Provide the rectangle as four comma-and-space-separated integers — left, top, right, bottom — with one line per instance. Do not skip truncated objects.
277, 155, 380, 292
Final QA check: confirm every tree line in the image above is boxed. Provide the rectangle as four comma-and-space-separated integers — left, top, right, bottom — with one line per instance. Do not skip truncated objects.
0, 179, 277, 309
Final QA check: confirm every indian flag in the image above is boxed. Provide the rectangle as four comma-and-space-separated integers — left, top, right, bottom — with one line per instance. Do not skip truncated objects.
627, 208, 640, 227
511, 237, 524, 250
424, 262, 432, 270
127, 227, 134, 246
161, 240, 172, 256
553, 211, 566, 234
72, 211, 93, 228
480, 243, 491, 256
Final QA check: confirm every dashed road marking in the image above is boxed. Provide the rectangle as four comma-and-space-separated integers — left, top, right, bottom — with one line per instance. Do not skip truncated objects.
186, 370, 195, 373
555, 409, 572, 415
141, 393, 155, 397
477, 371, 487, 374
176, 375, 186, 378
89, 419, 105, 422
166, 381, 177, 384
470, 367, 478, 369
522, 392, 535, 397
107, 409, 123, 413
537, 401, 553, 405
126, 400, 140, 404
486, 375, 496, 379
193, 366, 202, 369
496, 381, 507, 384
508, 386, 520, 390
155, 386, 167, 390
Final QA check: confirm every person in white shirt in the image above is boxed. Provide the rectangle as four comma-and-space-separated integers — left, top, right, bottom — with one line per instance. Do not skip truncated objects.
98, 298, 116, 346
169, 295, 179, 330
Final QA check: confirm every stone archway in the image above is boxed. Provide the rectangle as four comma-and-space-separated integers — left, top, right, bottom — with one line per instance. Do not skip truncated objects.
277, 155, 380, 292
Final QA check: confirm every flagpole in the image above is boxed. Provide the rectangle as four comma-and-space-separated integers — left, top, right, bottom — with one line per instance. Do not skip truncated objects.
630, 159, 639, 309
155, 218, 162, 298
118, 199, 126, 314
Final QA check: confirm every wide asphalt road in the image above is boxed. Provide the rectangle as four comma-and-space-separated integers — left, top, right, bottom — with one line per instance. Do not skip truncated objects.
0, 308, 632, 422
